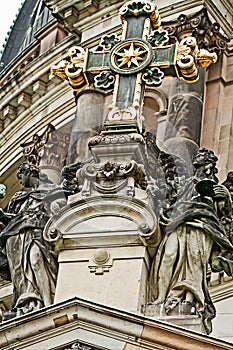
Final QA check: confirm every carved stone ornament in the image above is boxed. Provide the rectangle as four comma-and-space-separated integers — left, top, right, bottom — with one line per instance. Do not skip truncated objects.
142, 67, 164, 86
94, 71, 115, 90
148, 28, 169, 46
88, 248, 113, 275
88, 132, 145, 147
73, 160, 147, 198
119, 0, 161, 29
51, 0, 217, 134
64, 342, 93, 350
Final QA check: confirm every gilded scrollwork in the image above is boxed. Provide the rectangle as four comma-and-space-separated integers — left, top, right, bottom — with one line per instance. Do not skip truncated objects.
51, 59, 69, 80
176, 37, 217, 81
195, 48, 218, 69
51, 46, 87, 90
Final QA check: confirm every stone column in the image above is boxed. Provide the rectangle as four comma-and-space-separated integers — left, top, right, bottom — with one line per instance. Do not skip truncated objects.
67, 89, 106, 164
163, 68, 206, 174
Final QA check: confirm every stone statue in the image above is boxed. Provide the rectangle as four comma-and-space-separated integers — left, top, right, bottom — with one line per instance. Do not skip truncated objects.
0, 184, 8, 227
222, 171, 233, 245
149, 148, 233, 334
0, 163, 59, 316
0, 184, 12, 281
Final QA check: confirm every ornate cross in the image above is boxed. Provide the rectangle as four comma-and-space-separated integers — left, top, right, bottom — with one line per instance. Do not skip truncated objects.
52, 0, 217, 134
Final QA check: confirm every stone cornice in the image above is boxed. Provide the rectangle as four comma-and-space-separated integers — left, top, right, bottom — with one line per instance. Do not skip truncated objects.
44, 0, 125, 34
0, 297, 232, 349
0, 35, 76, 107
210, 279, 233, 303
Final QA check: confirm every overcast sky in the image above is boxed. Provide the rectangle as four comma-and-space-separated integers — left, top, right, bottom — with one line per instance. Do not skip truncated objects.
0, 0, 24, 51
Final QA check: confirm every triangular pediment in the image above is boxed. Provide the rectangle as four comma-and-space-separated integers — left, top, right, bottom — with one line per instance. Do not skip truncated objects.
0, 297, 232, 350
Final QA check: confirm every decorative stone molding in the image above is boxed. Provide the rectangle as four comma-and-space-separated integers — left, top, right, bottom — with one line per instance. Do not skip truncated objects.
88, 249, 113, 275
73, 160, 147, 198
44, 0, 101, 34
2, 105, 17, 129
88, 133, 145, 147
32, 80, 46, 98
44, 195, 159, 256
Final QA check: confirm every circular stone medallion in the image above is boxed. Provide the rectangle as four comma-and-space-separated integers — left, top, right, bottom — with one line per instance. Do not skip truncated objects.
110, 39, 153, 75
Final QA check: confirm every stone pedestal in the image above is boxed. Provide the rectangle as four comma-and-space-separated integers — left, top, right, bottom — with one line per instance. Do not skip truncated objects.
143, 303, 207, 334
88, 133, 146, 164
157, 315, 206, 333
44, 194, 160, 313
55, 246, 149, 311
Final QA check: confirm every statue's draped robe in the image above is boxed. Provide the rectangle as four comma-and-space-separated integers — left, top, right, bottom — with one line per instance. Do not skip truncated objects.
0, 190, 57, 309
150, 181, 233, 334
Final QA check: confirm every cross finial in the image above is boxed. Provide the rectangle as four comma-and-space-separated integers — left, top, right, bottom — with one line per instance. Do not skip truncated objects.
52, 0, 217, 134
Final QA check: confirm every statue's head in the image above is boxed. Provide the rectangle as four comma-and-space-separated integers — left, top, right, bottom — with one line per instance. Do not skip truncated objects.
17, 162, 40, 188
193, 148, 218, 181
0, 184, 7, 199
17, 162, 53, 189
222, 171, 233, 200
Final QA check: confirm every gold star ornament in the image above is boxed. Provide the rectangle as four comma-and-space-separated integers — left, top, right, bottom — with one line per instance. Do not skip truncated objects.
116, 42, 147, 68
